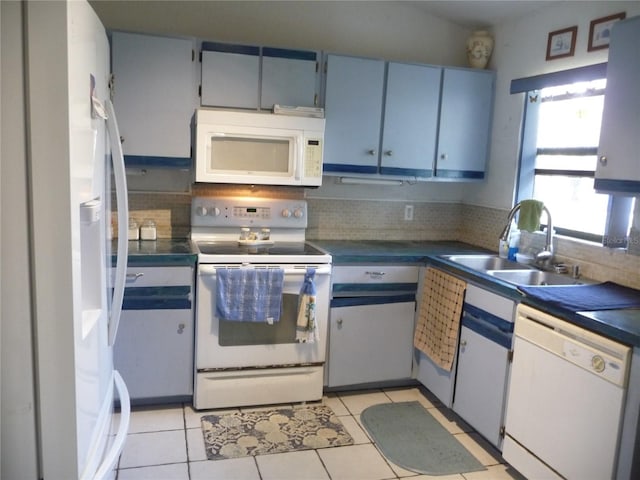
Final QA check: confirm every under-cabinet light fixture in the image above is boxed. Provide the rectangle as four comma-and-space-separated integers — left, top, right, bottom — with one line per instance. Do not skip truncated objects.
337, 176, 404, 186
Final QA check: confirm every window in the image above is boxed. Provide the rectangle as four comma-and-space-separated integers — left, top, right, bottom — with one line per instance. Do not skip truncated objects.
513, 65, 634, 247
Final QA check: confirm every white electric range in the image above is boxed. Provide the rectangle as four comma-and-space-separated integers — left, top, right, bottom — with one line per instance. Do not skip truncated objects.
190, 196, 331, 409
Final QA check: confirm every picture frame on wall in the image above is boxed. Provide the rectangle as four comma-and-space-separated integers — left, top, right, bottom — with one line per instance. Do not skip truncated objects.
546, 26, 577, 60
588, 12, 626, 51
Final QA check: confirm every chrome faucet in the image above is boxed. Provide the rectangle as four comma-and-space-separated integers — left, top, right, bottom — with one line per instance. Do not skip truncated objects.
500, 201, 554, 265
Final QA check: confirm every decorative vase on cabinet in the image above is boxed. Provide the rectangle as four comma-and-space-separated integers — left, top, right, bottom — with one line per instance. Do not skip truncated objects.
466, 30, 494, 69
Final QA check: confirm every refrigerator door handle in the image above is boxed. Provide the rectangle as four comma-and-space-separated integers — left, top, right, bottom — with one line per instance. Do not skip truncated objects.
105, 99, 129, 346
92, 371, 131, 480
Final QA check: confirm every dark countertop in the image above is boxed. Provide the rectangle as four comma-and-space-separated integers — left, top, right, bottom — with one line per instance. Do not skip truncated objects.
311, 239, 640, 348
112, 239, 197, 267
308, 240, 489, 264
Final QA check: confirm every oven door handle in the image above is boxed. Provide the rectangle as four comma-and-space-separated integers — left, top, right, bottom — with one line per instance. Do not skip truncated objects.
198, 265, 331, 276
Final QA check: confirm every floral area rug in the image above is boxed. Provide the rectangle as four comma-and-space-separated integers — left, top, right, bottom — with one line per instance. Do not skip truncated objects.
201, 405, 354, 460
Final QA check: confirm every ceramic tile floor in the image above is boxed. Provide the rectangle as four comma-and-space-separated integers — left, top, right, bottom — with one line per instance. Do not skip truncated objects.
115, 386, 525, 480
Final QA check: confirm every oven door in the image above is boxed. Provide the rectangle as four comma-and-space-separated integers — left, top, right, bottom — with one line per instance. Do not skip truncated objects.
195, 263, 331, 369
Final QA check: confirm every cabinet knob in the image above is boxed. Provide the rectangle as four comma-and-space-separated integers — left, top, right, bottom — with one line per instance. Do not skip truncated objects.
120, 136, 125, 144
177, 323, 185, 334
599, 155, 608, 166
460, 339, 467, 347
440, 153, 448, 160
366, 149, 377, 156
336, 318, 343, 326
384, 150, 393, 156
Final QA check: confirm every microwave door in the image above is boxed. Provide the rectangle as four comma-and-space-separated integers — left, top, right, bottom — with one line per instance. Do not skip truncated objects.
203, 131, 297, 185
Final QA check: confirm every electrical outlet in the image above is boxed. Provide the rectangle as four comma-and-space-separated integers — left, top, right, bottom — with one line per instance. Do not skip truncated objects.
404, 204, 414, 221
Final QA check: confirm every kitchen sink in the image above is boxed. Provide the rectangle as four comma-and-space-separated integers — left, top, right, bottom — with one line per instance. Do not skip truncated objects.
486, 269, 587, 286
440, 254, 533, 271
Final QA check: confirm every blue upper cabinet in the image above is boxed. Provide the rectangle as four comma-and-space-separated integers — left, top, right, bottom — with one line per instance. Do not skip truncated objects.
381, 62, 441, 178
324, 54, 495, 180
324, 55, 438, 178
324, 55, 386, 174
111, 32, 197, 165
200, 43, 319, 110
436, 68, 494, 180
595, 16, 640, 194
261, 48, 319, 109
200, 42, 260, 109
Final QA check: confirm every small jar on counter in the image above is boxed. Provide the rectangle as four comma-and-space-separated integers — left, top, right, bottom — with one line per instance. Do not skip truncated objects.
140, 219, 157, 241
128, 220, 139, 240
259, 228, 271, 241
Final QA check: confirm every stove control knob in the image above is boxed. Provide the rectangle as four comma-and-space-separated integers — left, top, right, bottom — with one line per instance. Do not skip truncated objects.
281, 209, 291, 218
210, 207, 221, 217
293, 208, 304, 218
196, 206, 208, 216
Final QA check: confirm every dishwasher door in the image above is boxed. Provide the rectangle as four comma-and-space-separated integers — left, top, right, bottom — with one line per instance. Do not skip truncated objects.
503, 304, 631, 480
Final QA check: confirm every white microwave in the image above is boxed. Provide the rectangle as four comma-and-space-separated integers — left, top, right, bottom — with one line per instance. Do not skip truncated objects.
195, 109, 325, 187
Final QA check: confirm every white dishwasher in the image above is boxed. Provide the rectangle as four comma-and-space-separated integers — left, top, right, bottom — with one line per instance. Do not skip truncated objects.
503, 304, 632, 480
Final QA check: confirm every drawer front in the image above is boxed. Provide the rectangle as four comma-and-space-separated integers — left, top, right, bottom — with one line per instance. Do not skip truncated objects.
332, 265, 420, 284
465, 284, 515, 322
112, 266, 194, 287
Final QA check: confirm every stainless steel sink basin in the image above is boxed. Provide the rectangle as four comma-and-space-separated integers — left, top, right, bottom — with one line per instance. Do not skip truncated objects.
441, 254, 533, 271
486, 269, 587, 286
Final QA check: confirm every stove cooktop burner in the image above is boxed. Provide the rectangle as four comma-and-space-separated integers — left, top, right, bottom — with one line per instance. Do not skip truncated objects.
195, 241, 327, 257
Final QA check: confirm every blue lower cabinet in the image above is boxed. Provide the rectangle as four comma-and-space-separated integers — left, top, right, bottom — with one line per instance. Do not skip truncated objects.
113, 266, 195, 403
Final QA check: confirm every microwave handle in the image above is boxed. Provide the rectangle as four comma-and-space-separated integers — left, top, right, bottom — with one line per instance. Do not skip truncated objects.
294, 136, 302, 181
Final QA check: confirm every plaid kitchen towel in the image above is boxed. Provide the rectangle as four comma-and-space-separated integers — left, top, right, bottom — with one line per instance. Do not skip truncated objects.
414, 268, 466, 371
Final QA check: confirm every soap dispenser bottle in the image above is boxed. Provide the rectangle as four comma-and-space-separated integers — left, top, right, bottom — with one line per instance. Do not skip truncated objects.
508, 222, 520, 261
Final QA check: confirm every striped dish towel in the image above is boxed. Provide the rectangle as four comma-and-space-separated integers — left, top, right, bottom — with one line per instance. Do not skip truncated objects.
296, 268, 317, 343
414, 267, 466, 372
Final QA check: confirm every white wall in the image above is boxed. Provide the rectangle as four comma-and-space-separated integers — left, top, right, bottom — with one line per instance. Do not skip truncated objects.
91, 0, 469, 65
466, 1, 640, 210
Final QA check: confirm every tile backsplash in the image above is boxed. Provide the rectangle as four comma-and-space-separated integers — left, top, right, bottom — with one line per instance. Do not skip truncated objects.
123, 193, 640, 289
306, 199, 640, 290
114, 192, 192, 240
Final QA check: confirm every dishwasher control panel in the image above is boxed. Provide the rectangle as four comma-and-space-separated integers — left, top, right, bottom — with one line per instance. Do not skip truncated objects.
515, 304, 631, 387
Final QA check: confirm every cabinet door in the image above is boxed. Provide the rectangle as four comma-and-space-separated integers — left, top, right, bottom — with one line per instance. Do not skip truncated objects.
328, 300, 414, 387
261, 48, 318, 109
200, 43, 260, 109
111, 32, 196, 159
380, 62, 440, 178
595, 16, 640, 193
323, 55, 385, 174
114, 309, 193, 400
436, 68, 494, 179
453, 325, 509, 448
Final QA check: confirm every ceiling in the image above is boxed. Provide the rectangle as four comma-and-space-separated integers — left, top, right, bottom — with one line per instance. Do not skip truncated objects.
407, 1, 552, 28
89, 1, 555, 33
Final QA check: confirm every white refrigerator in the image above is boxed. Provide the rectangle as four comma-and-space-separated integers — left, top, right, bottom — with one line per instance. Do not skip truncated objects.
1, 1, 131, 478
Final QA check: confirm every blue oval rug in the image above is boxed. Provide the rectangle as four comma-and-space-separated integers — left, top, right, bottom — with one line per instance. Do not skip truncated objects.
360, 401, 486, 475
